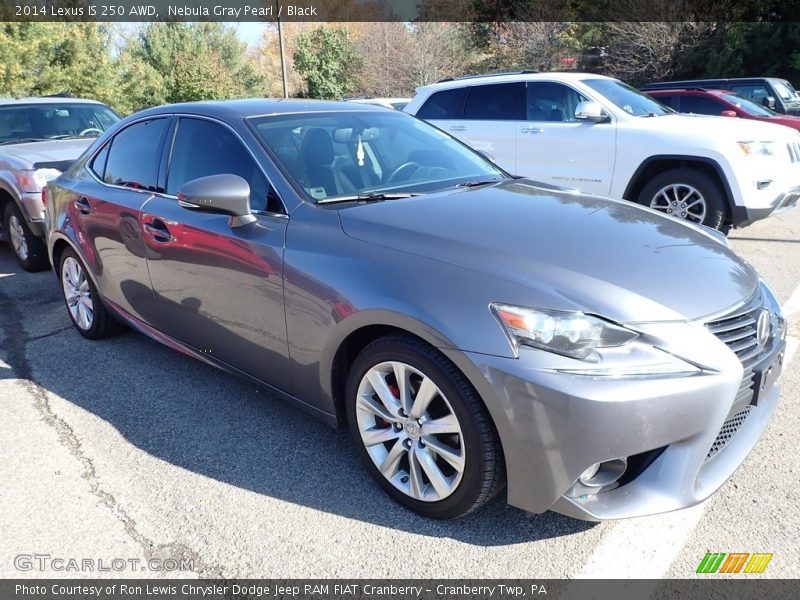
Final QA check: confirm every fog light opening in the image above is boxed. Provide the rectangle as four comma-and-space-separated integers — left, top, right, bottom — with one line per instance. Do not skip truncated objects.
578, 458, 627, 488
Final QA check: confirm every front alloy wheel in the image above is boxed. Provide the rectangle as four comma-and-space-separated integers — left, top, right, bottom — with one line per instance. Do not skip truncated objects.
346, 335, 504, 519
648, 183, 707, 224
3, 202, 48, 271
355, 360, 465, 502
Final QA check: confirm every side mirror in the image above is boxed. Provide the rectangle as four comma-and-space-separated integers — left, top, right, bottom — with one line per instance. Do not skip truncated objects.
177, 174, 256, 227
721, 110, 738, 117
762, 96, 776, 110
575, 101, 609, 123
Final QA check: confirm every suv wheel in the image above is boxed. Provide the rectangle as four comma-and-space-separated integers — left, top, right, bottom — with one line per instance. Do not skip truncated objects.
638, 168, 729, 233
59, 248, 123, 339
4, 202, 48, 271
346, 334, 504, 519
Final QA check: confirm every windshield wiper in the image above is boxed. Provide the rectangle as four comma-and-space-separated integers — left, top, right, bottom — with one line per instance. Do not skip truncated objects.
49, 134, 97, 140
455, 179, 501, 188
317, 192, 419, 205
0, 137, 49, 145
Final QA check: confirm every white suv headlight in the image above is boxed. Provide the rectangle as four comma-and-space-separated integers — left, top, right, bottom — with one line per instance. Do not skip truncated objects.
737, 140, 777, 156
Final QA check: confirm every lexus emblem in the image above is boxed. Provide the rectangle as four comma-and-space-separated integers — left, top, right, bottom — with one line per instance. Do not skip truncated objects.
756, 309, 771, 346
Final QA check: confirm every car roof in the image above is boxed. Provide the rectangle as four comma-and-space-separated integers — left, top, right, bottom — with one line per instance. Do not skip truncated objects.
415, 71, 615, 93
135, 98, 390, 120
0, 97, 108, 106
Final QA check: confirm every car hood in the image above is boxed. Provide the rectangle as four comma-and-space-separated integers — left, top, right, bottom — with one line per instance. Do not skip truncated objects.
337, 181, 758, 323
0, 139, 93, 165
634, 112, 799, 141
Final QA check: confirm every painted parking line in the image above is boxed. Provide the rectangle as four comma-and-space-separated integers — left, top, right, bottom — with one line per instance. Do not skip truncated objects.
572, 282, 800, 580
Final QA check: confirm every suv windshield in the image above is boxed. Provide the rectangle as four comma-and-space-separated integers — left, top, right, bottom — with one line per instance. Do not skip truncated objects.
248, 111, 506, 203
583, 79, 673, 116
0, 103, 119, 144
773, 80, 798, 102
720, 93, 776, 117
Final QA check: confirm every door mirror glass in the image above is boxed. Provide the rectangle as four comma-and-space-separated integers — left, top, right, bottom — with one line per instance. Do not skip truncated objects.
177, 174, 256, 227
721, 110, 738, 117
574, 101, 609, 123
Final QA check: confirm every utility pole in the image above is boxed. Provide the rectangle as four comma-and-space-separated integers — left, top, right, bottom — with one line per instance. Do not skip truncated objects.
276, 0, 289, 98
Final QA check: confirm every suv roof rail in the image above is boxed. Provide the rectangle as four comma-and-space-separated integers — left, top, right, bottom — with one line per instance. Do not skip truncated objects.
437, 70, 538, 83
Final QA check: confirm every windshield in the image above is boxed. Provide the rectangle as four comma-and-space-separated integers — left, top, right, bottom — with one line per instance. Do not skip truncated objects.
720, 93, 776, 117
0, 103, 120, 144
583, 78, 673, 116
773, 80, 797, 102
248, 111, 506, 202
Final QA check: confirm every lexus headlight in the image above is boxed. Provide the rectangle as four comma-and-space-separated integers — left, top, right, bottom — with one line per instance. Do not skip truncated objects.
737, 140, 776, 156
18, 168, 61, 193
491, 304, 638, 360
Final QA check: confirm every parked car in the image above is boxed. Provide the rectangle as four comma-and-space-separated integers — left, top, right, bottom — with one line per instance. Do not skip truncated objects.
405, 72, 800, 232
641, 77, 800, 115
47, 99, 785, 521
645, 87, 800, 132
349, 97, 411, 111
0, 97, 119, 270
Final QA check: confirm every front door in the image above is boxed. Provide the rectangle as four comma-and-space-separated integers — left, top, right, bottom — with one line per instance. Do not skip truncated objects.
141, 117, 291, 391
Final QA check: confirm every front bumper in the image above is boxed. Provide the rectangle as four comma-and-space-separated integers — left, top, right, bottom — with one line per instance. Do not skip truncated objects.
18, 191, 46, 237
732, 185, 800, 227
451, 324, 784, 521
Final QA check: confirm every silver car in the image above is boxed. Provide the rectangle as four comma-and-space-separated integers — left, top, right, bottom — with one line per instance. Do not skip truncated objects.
0, 96, 119, 270
45, 100, 786, 520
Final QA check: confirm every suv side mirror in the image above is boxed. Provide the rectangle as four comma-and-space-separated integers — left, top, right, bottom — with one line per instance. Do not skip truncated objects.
575, 101, 609, 123
721, 110, 738, 118
177, 174, 256, 227
762, 96, 776, 110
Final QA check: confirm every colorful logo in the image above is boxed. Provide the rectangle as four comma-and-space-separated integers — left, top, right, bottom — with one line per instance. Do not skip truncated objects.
696, 552, 773, 574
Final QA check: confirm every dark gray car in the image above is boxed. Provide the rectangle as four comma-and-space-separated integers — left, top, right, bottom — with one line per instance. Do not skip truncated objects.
45, 100, 786, 521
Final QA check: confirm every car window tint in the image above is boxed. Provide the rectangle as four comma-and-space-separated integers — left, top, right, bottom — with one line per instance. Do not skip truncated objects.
526, 82, 588, 122
416, 88, 467, 120
464, 83, 525, 120
167, 118, 279, 213
89, 143, 110, 180
653, 95, 676, 109
680, 95, 726, 115
104, 119, 168, 191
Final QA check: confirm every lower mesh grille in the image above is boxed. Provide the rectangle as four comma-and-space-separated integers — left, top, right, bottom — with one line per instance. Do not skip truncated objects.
705, 406, 752, 462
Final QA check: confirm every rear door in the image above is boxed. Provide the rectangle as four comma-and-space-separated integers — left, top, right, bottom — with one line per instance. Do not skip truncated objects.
141, 116, 291, 391
515, 81, 616, 195
75, 117, 171, 321
678, 95, 730, 116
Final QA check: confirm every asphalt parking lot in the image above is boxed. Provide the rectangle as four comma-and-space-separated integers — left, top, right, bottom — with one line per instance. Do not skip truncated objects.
1, 208, 798, 580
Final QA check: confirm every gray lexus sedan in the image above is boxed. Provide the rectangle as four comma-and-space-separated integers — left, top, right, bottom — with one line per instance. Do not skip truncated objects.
45, 100, 786, 521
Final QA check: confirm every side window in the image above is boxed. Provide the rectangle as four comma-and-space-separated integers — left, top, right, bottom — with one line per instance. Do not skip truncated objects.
526, 82, 588, 122
416, 88, 467, 120
730, 84, 770, 105
166, 118, 281, 213
104, 119, 168, 191
89, 143, 110, 180
464, 83, 525, 120
654, 95, 676, 110
680, 96, 727, 115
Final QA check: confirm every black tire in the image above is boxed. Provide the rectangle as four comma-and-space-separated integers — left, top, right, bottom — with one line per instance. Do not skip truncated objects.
58, 248, 123, 340
345, 334, 505, 519
3, 202, 48, 271
637, 168, 730, 233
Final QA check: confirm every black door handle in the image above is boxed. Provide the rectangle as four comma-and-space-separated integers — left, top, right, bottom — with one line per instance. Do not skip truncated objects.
143, 218, 171, 242
75, 197, 91, 215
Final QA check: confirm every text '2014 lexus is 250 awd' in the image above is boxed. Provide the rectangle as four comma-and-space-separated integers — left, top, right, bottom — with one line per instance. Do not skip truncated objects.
45, 100, 786, 521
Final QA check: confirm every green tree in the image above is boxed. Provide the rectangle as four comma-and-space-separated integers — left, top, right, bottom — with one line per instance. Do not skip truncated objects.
293, 27, 363, 99
116, 23, 267, 111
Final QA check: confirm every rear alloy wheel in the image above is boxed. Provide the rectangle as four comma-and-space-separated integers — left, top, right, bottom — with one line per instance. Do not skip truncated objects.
4, 202, 48, 271
59, 248, 122, 339
346, 335, 504, 519
638, 168, 729, 233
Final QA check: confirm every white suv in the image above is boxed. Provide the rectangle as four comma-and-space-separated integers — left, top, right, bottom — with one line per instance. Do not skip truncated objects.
405, 72, 800, 232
